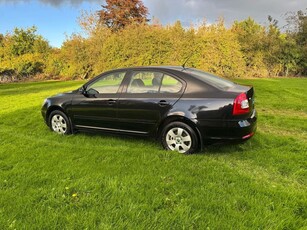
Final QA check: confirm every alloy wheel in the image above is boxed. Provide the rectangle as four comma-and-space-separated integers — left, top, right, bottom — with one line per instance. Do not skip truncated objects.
166, 127, 192, 153
51, 114, 67, 134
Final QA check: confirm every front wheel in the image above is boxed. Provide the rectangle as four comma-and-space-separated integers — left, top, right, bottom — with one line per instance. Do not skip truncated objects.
161, 122, 199, 154
49, 110, 72, 135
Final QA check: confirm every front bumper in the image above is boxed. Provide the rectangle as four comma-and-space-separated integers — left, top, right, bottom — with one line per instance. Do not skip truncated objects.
41, 102, 48, 124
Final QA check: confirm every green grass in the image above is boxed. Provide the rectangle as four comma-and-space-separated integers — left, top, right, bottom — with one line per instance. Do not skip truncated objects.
0, 78, 306, 229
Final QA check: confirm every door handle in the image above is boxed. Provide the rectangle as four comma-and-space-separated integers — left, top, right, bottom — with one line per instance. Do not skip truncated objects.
158, 100, 169, 107
108, 99, 117, 105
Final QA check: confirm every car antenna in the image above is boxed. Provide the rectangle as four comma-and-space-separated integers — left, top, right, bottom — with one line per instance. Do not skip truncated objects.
182, 53, 193, 69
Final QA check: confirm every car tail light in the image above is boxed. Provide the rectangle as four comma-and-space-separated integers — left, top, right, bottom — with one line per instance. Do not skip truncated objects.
233, 93, 250, 115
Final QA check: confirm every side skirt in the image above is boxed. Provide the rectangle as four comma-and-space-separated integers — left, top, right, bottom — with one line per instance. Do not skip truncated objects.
75, 125, 148, 135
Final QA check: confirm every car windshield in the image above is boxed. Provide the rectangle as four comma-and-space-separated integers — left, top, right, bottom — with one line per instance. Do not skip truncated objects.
184, 68, 235, 90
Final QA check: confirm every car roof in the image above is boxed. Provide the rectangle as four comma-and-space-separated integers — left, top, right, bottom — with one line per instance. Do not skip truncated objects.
112, 66, 185, 72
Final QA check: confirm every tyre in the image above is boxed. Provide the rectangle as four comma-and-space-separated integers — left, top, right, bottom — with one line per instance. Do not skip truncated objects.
49, 110, 72, 135
161, 122, 199, 154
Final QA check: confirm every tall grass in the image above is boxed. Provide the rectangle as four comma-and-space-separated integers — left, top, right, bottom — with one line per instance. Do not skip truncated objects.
0, 78, 306, 229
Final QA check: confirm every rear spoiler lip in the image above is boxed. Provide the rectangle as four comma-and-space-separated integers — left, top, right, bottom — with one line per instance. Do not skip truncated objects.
224, 84, 253, 93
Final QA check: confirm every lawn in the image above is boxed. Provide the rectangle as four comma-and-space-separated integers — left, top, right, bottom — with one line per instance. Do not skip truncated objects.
0, 78, 306, 229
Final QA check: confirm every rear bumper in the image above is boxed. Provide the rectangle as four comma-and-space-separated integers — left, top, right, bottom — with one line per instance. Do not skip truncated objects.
197, 109, 257, 141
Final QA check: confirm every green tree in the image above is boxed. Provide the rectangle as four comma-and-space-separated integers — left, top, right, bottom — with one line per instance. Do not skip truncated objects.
59, 34, 91, 79
286, 9, 307, 74
197, 18, 246, 77
0, 33, 3, 45
10, 26, 36, 56
279, 35, 301, 76
263, 17, 283, 76
232, 17, 267, 77
0, 26, 50, 78
167, 21, 198, 67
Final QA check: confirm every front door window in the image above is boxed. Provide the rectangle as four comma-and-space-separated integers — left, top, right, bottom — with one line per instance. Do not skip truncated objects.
86, 72, 126, 95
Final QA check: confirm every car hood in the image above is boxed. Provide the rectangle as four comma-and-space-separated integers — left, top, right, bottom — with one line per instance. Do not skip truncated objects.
52, 91, 75, 98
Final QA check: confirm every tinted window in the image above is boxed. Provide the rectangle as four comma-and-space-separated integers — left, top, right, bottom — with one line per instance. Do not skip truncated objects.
126, 71, 182, 94
184, 69, 235, 90
160, 75, 182, 93
127, 71, 163, 93
87, 72, 125, 94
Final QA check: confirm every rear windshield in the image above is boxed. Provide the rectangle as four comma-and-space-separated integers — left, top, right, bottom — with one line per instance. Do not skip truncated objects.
184, 69, 235, 90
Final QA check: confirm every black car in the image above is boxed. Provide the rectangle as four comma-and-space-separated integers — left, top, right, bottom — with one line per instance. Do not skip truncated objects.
42, 66, 257, 154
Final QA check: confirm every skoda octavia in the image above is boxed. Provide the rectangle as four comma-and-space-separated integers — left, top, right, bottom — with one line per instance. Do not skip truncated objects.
42, 66, 257, 154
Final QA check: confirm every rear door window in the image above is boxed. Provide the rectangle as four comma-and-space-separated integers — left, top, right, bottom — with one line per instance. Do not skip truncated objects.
126, 71, 182, 94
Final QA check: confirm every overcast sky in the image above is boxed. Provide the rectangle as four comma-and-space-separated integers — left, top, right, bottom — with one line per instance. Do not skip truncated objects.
0, 0, 305, 47
144, 0, 305, 26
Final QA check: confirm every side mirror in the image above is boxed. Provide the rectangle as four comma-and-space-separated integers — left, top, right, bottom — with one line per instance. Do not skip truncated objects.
87, 88, 99, 95
79, 85, 86, 94
79, 85, 98, 97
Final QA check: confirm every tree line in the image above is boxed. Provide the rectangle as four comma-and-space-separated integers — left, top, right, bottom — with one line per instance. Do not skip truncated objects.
0, 0, 306, 81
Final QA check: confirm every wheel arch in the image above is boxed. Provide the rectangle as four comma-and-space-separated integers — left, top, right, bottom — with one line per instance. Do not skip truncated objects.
46, 105, 65, 122
157, 115, 203, 150
46, 106, 74, 133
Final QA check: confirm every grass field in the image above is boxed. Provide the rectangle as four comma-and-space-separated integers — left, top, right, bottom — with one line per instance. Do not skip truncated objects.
0, 78, 306, 229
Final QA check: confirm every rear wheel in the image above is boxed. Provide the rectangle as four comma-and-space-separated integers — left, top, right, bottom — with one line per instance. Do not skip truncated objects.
49, 110, 71, 135
161, 122, 199, 154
